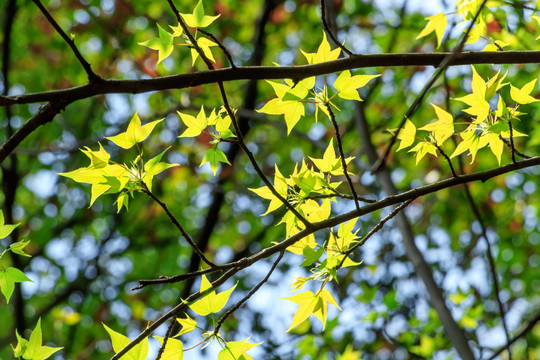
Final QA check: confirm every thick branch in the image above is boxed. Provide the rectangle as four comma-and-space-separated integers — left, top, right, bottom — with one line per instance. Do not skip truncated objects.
2, 51, 540, 107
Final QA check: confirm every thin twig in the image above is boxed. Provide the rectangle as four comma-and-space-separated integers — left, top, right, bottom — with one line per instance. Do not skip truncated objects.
305, 193, 377, 203
320, 0, 353, 56
433, 142, 458, 178
499, 135, 531, 159
214, 250, 284, 334
371, 0, 489, 173
325, 103, 361, 211
508, 120, 517, 164
340, 199, 414, 265
31, 0, 100, 83
487, 310, 540, 360
142, 183, 216, 268
198, 28, 236, 68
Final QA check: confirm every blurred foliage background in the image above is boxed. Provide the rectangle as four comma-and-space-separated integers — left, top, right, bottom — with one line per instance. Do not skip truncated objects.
2, 0, 540, 359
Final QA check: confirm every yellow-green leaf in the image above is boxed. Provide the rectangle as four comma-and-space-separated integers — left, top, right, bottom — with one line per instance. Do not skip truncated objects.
218, 338, 262, 360
0, 267, 32, 303
395, 119, 417, 151
334, 71, 380, 101
416, 12, 447, 48
301, 32, 341, 64
20, 318, 62, 360
103, 324, 149, 360
510, 79, 539, 104
408, 141, 438, 164
180, 0, 220, 28
143, 148, 178, 192
419, 104, 454, 146
154, 336, 183, 360
106, 113, 163, 149
187, 275, 236, 316
200, 148, 230, 175
178, 107, 208, 138
176, 314, 197, 336
138, 24, 174, 64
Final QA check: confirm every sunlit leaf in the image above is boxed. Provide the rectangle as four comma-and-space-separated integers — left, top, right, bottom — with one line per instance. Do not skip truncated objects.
415, 12, 447, 48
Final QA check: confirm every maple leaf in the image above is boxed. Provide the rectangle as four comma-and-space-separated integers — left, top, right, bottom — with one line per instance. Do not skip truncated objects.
190, 37, 218, 65
106, 113, 163, 149
0, 210, 19, 239
408, 141, 438, 165
510, 79, 539, 104
180, 0, 220, 28
283, 289, 341, 331
218, 338, 262, 360
454, 66, 490, 122
138, 24, 175, 64
178, 106, 209, 138
392, 119, 416, 151
416, 12, 447, 48
249, 166, 288, 215
12, 318, 62, 360
301, 32, 341, 64
142, 148, 178, 192
103, 324, 149, 360
177, 314, 197, 336
451, 130, 489, 163
154, 337, 183, 360
200, 148, 231, 175
186, 275, 236, 316
0, 267, 32, 303
333, 70, 380, 101
419, 104, 454, 146
309, 139, 353, 175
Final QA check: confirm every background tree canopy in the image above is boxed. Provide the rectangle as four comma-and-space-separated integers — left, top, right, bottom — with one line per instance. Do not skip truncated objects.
2, 0, 540, 359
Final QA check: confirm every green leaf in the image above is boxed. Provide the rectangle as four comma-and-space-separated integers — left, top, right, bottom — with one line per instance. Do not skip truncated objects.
415, 12, 447, 48
12, 330, 29, 358
218, 338, 262, 360
176, 314, 197, 336
200, 148, 231, 175
154, 336, 183, 360
334, 70, 380, 101
187, 275, 236, 316
103, 324, 149, 360
106, 113, 163, 149
180, 0, 220, 28
21, 318, 62, 360
138, 24, 175, 64
143, 148, 178, 192
10, 239, 31, 257
300, 246, 324, 267
0, 267, 32, 303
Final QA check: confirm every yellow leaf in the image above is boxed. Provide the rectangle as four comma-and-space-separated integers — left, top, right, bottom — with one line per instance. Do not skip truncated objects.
154, 336, 183, 360
301, 32, 341, 64
186, 275, 236, 316
510, 79, 539, 104
106, 113, 163, 149
419, 104, 454, 146
395, 119, 416, 151
454, 66, 490, 121
178, 106, 208, 138
416, 12, 447, 48
334, 71, 380, 101
408, 142, 438, 165
180, 0, 220, 28
177, 314, 197, 336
